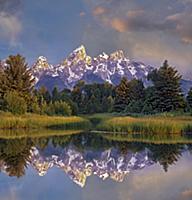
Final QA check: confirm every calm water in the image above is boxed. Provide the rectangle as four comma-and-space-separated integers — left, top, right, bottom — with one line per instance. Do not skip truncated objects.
0, 132, 192, 200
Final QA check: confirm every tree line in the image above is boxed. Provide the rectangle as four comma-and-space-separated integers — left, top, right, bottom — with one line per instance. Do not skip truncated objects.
0, 54, 192, 115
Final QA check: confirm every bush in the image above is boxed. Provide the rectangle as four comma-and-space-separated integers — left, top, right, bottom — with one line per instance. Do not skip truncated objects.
53, 101, 72, 116
4, 91, 27, 115
31, 102, 41, 114
42, 101, 72, 116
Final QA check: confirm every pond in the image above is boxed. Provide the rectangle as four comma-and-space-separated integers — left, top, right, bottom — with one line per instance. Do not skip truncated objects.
0, 132, 192, 200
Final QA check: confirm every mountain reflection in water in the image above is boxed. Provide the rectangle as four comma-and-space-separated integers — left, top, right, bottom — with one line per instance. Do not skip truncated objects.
0, 132, 191, 187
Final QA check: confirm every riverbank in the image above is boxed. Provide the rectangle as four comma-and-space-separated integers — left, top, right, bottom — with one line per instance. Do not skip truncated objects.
1, 112, 192, 135
95, 114, 192, 135
0, 113, 90, 130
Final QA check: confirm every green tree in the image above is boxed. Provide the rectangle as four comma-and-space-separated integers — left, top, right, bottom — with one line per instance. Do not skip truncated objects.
114, 78, 144, 112
4, 91, 27, 115
30, 96, 41, 114
53, 101, 72, 116
114, 77, 130, 112
0, 55, 35, 102
125, 100, 144, 113
102, 96, 114, 112
142, 87, 158, 114
186, 88, 192, 110
148, 60, 185, 112
52, 87, 60, 102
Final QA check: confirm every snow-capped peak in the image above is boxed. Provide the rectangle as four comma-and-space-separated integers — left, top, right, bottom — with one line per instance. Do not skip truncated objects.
34, 56, 50, 69
99, 52, 109, 60
73, 45, 86, 54
32, 45, 154, 91
110, 50, 125, 60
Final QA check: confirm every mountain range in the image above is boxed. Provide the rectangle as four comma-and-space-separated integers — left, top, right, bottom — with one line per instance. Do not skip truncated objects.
1, 45, 192, 93
31, 45, 192, 93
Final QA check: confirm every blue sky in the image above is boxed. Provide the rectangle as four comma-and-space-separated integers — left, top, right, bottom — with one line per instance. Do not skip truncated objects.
0, 0, 192, 77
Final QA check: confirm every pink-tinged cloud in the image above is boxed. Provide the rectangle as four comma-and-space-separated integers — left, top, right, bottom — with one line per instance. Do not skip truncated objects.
166, 13, 192, 44
127, 9, 144, 18
110, 18, 128, 32
92, 6, 107, 16
181, 188, 192, 198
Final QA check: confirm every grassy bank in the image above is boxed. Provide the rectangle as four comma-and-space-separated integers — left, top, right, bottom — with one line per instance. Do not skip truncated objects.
0, 129, 82, 139
0, 113, 91, 130
99, 132, 192, 144
96, 115, 192, 134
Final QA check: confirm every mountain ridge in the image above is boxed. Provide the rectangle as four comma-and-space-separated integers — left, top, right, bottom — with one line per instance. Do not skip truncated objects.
1, 46, 192, 93
32, 45, 154, 91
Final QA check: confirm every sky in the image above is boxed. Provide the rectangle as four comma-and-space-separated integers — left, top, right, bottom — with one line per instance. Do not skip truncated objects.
0, 0, 192, 77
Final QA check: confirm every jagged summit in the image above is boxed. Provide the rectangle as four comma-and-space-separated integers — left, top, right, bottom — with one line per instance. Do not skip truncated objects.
35, 56, 50, 69
73, 45, 86, 54
32, 45, 154, 91
110, 50, 125, 60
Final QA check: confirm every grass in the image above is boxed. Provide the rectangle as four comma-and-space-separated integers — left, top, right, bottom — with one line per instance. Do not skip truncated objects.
0, 129, 82, 139
84, 113, 114, 127
96, 115, 192, 134
0, 112, 91, 130
1, 112, 192, 136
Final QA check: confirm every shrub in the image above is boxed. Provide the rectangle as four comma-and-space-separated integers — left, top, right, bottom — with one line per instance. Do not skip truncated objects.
4, 91, 27, 115
53, 101, 72, 116
42, 101, 72, 116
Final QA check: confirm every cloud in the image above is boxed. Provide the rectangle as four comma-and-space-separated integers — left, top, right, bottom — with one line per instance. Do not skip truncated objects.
0, 0, 22, 46
89, 0, 192, 45
80, 12, 86, 17
182, 189, 192, 198
92, 6, 107, 16
0, 12, 22, 46
127, 9, 144, 18
110, 18, 128, 32
82, 0, 192, 75
167, 12, 192, 44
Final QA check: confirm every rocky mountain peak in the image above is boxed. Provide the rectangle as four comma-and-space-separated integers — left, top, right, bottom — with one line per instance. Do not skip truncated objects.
110, 50, 125, 60
62, 45, 92, 67
32, 45, 154, 91
33, 56, 51, 70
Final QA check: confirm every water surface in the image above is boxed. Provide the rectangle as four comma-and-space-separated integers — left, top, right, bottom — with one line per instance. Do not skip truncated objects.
0, 132, 192, 200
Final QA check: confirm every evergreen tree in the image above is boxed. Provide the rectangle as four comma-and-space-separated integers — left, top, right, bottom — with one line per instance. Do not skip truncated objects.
52, 87, 60, 102
142, 87, 158, 114
0, 55, 35, 101
148, 60, 185, 112
37, 86, 51, 103
114, 77, 130, 112
114, 78, 144, 112
186, 88, 192, 110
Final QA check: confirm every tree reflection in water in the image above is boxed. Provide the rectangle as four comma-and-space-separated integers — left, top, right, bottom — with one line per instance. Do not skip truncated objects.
0, 132, 190, 184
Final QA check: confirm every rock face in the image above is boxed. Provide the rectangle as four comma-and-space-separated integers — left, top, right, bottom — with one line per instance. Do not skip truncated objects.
30, 146, 154, 187
32, 45, 154, 91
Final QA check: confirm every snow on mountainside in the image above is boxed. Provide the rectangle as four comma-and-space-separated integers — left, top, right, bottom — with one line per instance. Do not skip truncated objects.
32, 45, 154, 91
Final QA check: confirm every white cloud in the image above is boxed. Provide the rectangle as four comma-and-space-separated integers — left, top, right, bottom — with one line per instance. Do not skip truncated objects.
0, 11, 22, 47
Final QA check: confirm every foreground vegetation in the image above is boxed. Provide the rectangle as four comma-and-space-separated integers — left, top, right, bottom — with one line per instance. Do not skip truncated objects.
1, 54, 192, 117
0, 113, 90, 130
96, 115, 192, 134
1, 55, 192, 136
